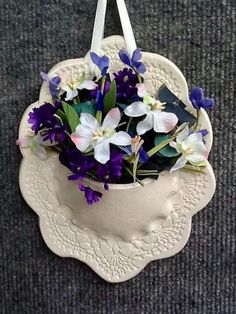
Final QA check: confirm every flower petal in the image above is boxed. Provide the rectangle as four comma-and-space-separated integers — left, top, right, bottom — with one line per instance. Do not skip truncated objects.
90, 52, 100, 66
109, 131, 132, 146
134, 61, 146, 74
176, 125, 189, 142
75, 124, 93, 138
201, 98, 214, 109
169, 141, 177, 149
137, 114, 153, 135
170, 155, 187, 172
184, 132, 203, 146
99, 56, 109, 71
102, 108, 120, 130
16, 137, 30, 148
94, 140, 110, 164
71, 133, 92, 152
40, 71, 49, 82
187, 142, 208, 163
187, 153, 207, 164
190, 87, 204, 109
119, 49, 131, 66
78, 80, 97, 90
124, 102, 147, 117
136, 83, 147, 98
65, 89, 78, 101
80, 113, 99, 131
132, 48, 142, 63
153, 111, 178, 133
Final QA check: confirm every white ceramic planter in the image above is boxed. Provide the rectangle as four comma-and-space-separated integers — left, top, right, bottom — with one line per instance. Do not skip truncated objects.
19, 36, 216, 282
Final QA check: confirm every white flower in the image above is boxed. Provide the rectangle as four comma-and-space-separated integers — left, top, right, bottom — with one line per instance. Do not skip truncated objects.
60, 75, 97, 101
17, 132, 47, 160
71, 108, 132, 164
17, 130, 59, 160
124, 83, 178, 135
170, 126, 208, 172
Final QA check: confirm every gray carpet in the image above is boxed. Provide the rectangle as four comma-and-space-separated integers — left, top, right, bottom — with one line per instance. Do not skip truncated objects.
0, 0, 235, 313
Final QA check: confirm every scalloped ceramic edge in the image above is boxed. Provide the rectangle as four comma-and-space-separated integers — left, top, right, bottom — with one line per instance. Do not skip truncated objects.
18, 36, 216, 282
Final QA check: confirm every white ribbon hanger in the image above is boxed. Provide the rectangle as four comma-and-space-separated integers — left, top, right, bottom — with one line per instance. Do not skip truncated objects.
90, 0, 108, 72
90, 0, 137, 72
116, 0, 137, 56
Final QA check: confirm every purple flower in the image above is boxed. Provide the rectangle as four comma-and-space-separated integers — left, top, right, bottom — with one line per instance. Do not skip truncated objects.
114, 68, 138, 101
96, 90, 104, 111
96, 149, 123, 189
79, 184, 103, 205
119, 48, 146, 74
120, 144, 149, 164
91, 81, 110, 98
190, 87, 214, 110
41, 71, 61, 98
90, 52, 109, 76
42, 124, 67, 143
197, 129, 209, 137
28, 103, 58, 134
59, 147, 96, 180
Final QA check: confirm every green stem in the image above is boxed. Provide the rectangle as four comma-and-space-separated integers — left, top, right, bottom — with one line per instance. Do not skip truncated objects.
126, 117, 133, 132
101, 76, 106, 95
137, 173, 160, 176
124, 166, 144, 186
96, 111, 102, 124
147, 134, 177, 158
193, 109, 201, 131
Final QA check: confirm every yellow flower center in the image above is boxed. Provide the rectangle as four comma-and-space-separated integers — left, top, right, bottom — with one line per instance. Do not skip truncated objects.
151, 101, 166, 111
92, 129, 105, 140
123, 75, 129, 82
92, 128, 115, 140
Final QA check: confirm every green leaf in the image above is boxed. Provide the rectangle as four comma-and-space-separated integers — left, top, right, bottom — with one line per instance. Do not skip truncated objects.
147, 134, 177, 158
103, 80, 117, 114
73, 101, 96, 116
55, 109, 67, 123
62, 101, 80, 132
182, 164, 206, 174
154, 134, 180, 158
133, 154, 139, 183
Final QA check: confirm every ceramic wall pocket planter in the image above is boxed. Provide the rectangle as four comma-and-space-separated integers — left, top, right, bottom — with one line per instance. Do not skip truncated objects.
19, 35, 215, 282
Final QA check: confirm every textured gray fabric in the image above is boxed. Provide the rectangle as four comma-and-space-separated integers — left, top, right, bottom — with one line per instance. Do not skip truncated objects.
0, 0, 235, 313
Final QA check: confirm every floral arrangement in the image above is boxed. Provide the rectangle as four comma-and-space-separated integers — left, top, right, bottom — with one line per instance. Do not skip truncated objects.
17, 49, 214, 205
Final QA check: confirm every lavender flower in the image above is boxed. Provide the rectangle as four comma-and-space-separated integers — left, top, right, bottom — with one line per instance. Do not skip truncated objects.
197, 129, 209, 137
114, 68, 138, 101
59, 147, 96, 180
28, 103, 58, 134
41, 124, 67, 143
190, 87, 214, 110
119, 48, 146, 74
79, 184, 103, 205
41, 71, 61, 98
90, 52, 109, 76
96, 149, 123, 189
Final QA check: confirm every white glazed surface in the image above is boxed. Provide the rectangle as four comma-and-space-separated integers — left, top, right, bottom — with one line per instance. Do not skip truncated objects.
19, 36, 216, 282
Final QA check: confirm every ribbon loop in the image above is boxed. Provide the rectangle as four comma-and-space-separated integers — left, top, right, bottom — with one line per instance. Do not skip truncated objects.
90, 0, 137, 72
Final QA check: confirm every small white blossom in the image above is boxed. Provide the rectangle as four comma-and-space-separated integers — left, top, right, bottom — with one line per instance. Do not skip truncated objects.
71, 108, 132, 164
124, 83, 178, 135
170, 125, 208, 172
60, 75, 97, 101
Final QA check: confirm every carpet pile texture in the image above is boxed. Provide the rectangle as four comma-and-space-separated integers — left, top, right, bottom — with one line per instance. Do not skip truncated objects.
0, 0, 235, 313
